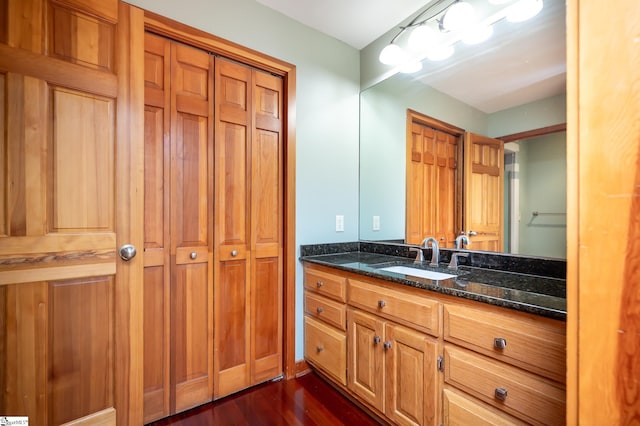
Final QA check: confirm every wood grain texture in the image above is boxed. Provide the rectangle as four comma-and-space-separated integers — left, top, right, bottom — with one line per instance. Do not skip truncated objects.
148, 372, 379, 426
6, 0, 43, 53
566, 0, 640, 424
464, 132, 504, 252
406, 110, 462, 247
347, 308, 384, 410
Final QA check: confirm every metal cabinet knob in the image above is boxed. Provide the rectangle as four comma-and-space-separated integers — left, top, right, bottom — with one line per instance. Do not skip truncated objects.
119, 244, 137, 261
231, 250, 238, 257
378, 300, 386, 308
468, 230, 478, 236
316, 281, 324, 288
495, 387, 508, 401
316, 306, 324, 314
373, 336, 381, 345
494, 338, 507, 349
316, 345, 324, 353
383, 341, 392, 350
190, 252, 197, 260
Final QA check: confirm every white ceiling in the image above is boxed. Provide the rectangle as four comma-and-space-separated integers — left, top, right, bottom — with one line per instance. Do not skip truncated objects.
255, 0, 566, 113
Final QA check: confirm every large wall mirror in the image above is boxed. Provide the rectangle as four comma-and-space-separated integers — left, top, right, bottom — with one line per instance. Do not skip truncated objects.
359, 0, 566, 259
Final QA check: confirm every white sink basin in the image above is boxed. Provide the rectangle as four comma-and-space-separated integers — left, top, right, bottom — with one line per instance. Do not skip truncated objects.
380, 265, 456, 281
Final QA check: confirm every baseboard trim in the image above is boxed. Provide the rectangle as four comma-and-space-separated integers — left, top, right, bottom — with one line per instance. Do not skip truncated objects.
294, 360, 311, 377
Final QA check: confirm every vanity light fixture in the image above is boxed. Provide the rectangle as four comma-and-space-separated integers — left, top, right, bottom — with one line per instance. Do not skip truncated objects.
505, 0, 543, 22
440, 1, 476, 32
378, 0, 544, 71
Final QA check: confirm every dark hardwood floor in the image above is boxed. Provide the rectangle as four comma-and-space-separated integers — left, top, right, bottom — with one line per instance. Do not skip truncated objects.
148, 372, 382, 425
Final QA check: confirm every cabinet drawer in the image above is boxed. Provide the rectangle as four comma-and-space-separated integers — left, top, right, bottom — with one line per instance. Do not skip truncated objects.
305, 316, 346, 385
443, 304, 565, 382
304, 268, 347, 302
305, 291, 346, 331
348, 278, 440, 336
443, 388, 527, 426
444, 346, 565, 426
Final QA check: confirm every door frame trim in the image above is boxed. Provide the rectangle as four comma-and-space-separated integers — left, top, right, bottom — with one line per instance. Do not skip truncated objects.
142, 10, 297, 380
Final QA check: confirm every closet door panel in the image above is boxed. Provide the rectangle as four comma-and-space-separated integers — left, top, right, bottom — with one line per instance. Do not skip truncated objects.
250, 70, 283, 383
214, 58, 251, 397
169, 42, 213, 413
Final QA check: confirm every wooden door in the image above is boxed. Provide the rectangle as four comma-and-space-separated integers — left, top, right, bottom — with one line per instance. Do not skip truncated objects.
143, 33, 214, 421
406, 112, 460, 247
348, 309, 385, 411
385, 323, 440, 426
463, 132, 504, 252
214, 57, 284, 398
0, 1, 144, 424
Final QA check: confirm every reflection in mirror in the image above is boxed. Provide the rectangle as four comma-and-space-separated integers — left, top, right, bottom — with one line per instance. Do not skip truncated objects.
359, 1, 566, 259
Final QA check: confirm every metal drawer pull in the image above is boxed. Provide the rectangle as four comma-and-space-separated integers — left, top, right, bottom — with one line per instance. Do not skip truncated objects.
495, 388, 508, 401
383, 341, 392, 350
190, 252, 197, 259
494, 338, 507, 349
378, 300, 386, 308
316, 345, 324, 353
316, 281, 324, 288
316, 306, 324, 314
373, 336, 381, 345
231, 250, 238, 257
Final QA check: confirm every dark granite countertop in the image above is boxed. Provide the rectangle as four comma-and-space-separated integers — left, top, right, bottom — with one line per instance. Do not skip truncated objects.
300, 247, 567, 321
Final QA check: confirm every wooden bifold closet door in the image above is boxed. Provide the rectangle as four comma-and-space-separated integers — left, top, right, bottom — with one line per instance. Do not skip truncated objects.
143, 34, 284, 421
143, 33, 214, 422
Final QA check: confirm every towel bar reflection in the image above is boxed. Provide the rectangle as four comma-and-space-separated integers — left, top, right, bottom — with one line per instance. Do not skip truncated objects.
532, 211, 566, 217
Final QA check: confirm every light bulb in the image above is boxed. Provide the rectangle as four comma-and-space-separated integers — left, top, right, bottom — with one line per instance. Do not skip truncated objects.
462, 25, 494, 45
379, 43, 406, 65
408, 25, 436, 52
400, 61, 423, 74
427, 45, 454, 61
506, 0, 543, 22
441, 1, 476, 32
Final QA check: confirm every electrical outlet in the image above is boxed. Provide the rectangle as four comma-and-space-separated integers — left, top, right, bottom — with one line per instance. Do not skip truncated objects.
373, 215, 380, 231
336, 215, 344, 232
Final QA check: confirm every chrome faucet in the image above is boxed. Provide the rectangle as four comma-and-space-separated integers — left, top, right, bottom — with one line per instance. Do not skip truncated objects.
421, 237, 440, 267
454, 234, 471, 249
408, 246, 425, 264
448, 252, 469, 270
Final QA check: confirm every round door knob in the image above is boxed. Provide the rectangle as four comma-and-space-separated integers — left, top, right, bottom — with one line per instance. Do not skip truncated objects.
231, 250, 238, 257
383, 341, 392, 350
119, 244, 137, 261
494, 338, 507, 349
316, 345, 324, 353
378, 300, 386, 308
316, 281, 324, 288
373, 336, 381, 345
316, 306, 324, 314
190, 252, 197, 260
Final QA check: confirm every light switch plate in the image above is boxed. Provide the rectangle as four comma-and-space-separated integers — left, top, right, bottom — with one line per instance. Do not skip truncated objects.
373, 215, 380, 231
336, 215, 344, 232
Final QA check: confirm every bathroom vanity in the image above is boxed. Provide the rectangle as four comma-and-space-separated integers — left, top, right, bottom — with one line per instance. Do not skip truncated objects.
301, 242, 566, 426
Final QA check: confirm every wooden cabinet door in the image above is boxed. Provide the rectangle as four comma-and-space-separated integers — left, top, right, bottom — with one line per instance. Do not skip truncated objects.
0, 1, 144, 424
385, 323, 440, 426
143, 33, 214, 420
463, 132, 504, 252
348, 309, 385, 411
214, 57, 284, 398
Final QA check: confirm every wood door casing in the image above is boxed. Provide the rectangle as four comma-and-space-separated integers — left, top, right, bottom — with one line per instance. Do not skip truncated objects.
0, 1, 144, 424
143, 32, 214, 421
214, 56, 284, 398
463, 132, 504, 252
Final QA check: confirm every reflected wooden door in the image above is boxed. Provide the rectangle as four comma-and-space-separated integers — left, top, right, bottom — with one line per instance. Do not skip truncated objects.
463, 132, 504, 252
406, 112, 460, 247
0, 1, 143, 424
